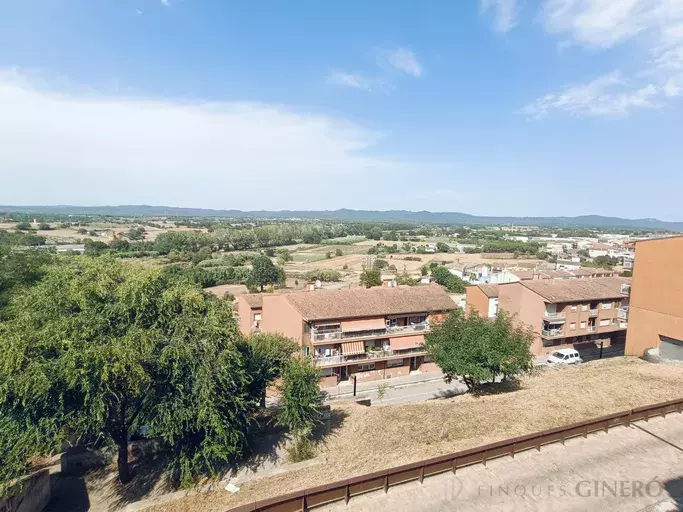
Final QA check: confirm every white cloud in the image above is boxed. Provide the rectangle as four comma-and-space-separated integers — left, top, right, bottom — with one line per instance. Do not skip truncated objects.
0, 70, 436, 209
136, 9, 143, 15
539, 0, 683, 48
523, 0, 683, 118
325, 70, 393, 94
520, 71, 663, 118
326, 71, 373, 91
480, 0, 519, 33
386, 48, 423, 77
160, 0, 171, 6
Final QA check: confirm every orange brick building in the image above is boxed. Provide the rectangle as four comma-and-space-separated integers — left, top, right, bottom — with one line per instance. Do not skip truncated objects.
625, 236, 683, 358
237, 285, 455, 388
495, 277, 631, 355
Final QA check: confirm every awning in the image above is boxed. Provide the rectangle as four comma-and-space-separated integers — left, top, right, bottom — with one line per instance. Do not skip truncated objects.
340, 341, 365, 356
341, 317, 386, 332
390, 334, 425, 351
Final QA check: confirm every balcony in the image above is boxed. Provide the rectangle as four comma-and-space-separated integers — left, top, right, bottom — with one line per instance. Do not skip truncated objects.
312, 346, 427, 367
543, 312, 566, 321
618, 307, 629, 320
541, 328, 565, 338
589, 309, 599, 317
311, 322, 429, 343
588, 326, 597, 333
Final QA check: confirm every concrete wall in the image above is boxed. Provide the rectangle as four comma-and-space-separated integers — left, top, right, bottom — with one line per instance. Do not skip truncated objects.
261, 295, 305, 345
499, 282, 546, 355
660, 336, 683, 361
465, 286, 489, 318
0, 470, 50, 512
626, 236, 683, 356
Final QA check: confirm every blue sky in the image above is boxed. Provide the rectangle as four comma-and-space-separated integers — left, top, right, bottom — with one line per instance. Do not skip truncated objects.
1, 1, 682, 219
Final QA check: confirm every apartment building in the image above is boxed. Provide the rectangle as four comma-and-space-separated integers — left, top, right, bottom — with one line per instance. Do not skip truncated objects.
465, 284, 499, 318
496, 277, 631, 355
238, 285, 456, 387
625, 236, 683, 359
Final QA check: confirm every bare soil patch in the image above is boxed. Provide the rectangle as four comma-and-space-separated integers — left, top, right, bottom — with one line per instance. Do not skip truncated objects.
148, 357, 683, 512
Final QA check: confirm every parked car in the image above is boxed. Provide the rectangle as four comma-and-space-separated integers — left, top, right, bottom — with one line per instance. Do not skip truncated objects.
547, 348, 582, 365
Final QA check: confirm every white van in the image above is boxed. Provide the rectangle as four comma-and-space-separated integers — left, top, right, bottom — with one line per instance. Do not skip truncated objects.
547, 348, 582, 365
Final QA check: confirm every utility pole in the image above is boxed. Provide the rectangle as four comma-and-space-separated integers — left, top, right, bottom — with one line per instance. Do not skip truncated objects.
353, 375, 357, 396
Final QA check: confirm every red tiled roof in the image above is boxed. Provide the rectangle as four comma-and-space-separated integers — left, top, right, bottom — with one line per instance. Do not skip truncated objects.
284, 284, 456, 321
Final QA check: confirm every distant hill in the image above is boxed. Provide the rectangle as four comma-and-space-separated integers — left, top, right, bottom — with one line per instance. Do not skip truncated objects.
1, 205, 682, 231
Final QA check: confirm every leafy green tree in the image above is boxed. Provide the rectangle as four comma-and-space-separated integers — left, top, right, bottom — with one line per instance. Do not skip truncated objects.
247, 255, 280, 291
38, 223, 51, 230
244, 334, 298, 407
420, 264, 428, 276
83, 238, 109, 256
436, 242, 451, 253
264, 248, 276, 257
276, 248, 293, 265
372, 258, 389, 270
424, 309, 534, 392
0, 258, 256, 486
432, 266, 466, 293
277, 358, 325, 434
0, 246, 52, 311
335, 248, 343, 257
359, 268, 382, 288
14, 222, 31, 231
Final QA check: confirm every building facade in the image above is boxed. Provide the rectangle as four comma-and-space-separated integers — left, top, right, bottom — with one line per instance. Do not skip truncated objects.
465, 284, 499, 318
495, 277, 630, 355
238, 285, 456, 388
625, 236, 683, 358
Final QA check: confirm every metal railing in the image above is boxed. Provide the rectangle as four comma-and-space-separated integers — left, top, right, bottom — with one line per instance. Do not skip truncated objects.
618, 307, 629, 320
227, 398, 683, 512
312, 347, 427, 367
588, 326, 597, 333
541, 328, 564, 338
589, 309, 599, 317
543, 312, 566, 320
311, 322, 429, 342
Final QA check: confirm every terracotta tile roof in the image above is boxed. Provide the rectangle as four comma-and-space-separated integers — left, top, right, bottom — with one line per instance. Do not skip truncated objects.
284, 284, 456, 321
521, 277, 631, 303
478, 284, 499, 298
241, 293, 263, 309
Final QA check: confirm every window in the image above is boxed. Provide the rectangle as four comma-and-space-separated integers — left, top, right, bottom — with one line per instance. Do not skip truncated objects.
423, 355, 432, 363
253, 313, 262, 321
569, 322, 576, 330
581, 304, 588, 311
571, 305, 577, 312
357, 363, 375, 372
600, 319, 610, 326
601, 302, 612, 309
304, 346, 310, 357
321, 367, 333, 377
386, 359, 404, 368
580, 321, 586, 329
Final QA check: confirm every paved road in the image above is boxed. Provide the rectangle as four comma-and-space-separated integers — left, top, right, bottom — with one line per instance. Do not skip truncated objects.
326, 377, 469, 407
323, 414, 683, 512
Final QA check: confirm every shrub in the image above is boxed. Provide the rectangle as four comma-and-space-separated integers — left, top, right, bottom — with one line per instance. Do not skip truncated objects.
302, 269, 341, 282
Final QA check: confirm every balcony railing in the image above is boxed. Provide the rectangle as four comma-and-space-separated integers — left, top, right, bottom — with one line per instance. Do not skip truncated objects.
588, 326, 597, 333
541, 328, 565, 338
589, 309, 599, 317
311, 322, 429, 342
312, 347, 427, 366
618, 307, 629, 320
543, 312, 566, 320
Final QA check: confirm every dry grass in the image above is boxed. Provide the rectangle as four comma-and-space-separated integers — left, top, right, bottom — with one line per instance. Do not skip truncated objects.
149, 357, 683, 512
